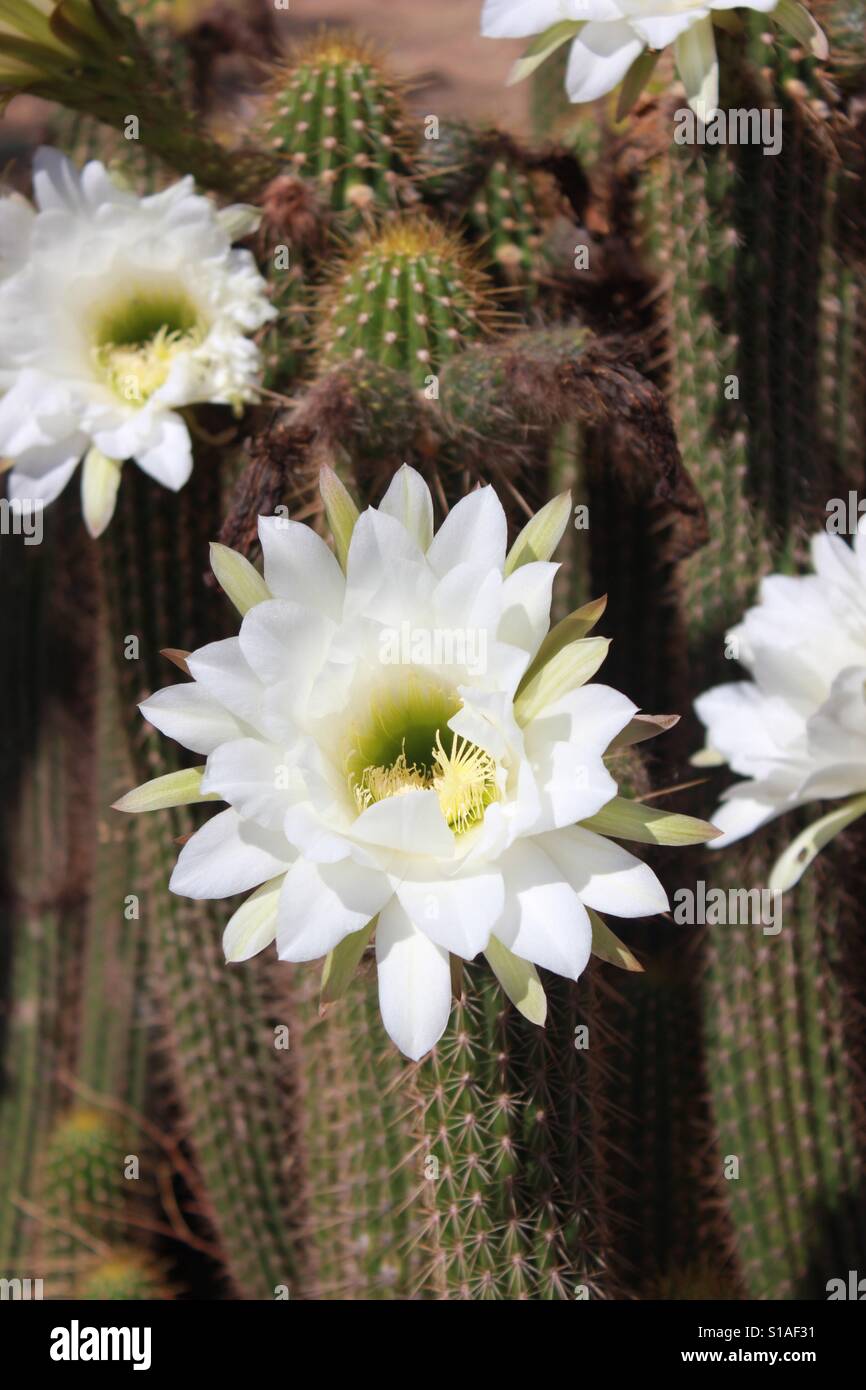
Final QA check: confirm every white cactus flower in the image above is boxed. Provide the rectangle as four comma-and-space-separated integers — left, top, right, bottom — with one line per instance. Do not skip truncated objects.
481, 1, 827, 121
0, 148, 275, 536
118, 466, 717, 1060
694, 524, 866, 891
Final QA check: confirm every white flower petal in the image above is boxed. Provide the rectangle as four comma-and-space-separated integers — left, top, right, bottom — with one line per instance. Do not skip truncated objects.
132, 412, 193, 492
375, 897, 452, 1060
564, 21, 645, 104
674, 15, 719, 122
186, 638, 266, 733
482, 0, 623, 38
6, 445, 81, 506
347, 504, 426, 582
426, 486, 508, 579
139, 682, 247, 755
257, 516, 345, 619
377, 463, 434, 551
631, 12, 708, 50
238, 598, 330, 692
393, 864, 505, 957
223, 876, 283, 962
276, 857, 392, 962
707, 791, 781, 848
0, 372, 84, 456
810, 531, 861, 591
201, 737, 294, 831
498, 560, 557, 657
282, 801, 358, 865
694, 680, 803, 781
496, 839, 592, 980
351, 789, 454, 857
170, 808, 292, 898
523, 683, 635, 829
32, 147, 84, 213
540, 825, 669, 918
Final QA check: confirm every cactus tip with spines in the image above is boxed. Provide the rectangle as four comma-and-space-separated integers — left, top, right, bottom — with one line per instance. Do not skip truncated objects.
315, 214, 497, 387
76, 1248, 173, 1300
260, 30, 414, 220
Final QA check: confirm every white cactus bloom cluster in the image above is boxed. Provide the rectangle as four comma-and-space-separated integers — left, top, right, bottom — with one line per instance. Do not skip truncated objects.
117, 466, 718, 1059
695, 524, 866, 892
481, 1, 827, 120
0, 148, 275, 536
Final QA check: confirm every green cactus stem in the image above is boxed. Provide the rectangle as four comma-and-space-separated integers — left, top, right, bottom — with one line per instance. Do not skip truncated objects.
314, 215, 495, 388
259, 32, 413, 220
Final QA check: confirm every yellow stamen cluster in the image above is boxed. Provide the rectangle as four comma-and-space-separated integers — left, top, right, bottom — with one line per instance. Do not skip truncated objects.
353, 749, 428, 812
432, 731, 499, 835
93, 325, 201, 405
352, 730, 500, 835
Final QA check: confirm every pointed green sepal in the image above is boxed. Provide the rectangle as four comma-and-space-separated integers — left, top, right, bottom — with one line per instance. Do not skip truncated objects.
112, 766, 220, 814
319, 464, 360, 571
519, 595, 608, 695
81, 446, 122, 538
768, 792, 866, 894
485, 935, 547, 1026
582, 795, 721, 846
607, 712, 679, 753
209, 542, 271, 616
506, 20, 585, 87
224, 876, 283, 963
504, 491, 572, 575
320, 920, 375, 1006
587, 908, 644, 973
514, 635, 610, 725
773, 0, 829, 59
615, 48, 660, 121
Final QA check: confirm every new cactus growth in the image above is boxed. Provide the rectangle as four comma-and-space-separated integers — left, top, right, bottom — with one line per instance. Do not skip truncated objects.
315, 216, 495, 387
260, 33, 413, 219
465, 156, 545, 306
418, 122, 546, 306
76, 1248, 172, 1300
40, 1108, 133, 1276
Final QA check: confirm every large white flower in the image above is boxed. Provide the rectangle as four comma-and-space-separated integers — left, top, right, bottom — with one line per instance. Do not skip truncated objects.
118, 466, 717, 1060
0, 148, 275, 536
694, 524, 866, 890
481, 1, 827, 120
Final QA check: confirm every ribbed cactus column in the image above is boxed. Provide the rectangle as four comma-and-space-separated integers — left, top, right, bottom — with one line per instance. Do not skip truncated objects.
286, 964, 421, 1299
624, 28, 866, 1296
259, 33, 413, 219
102, 459, 305, 1299
0, 499, 100, 1291
316, 216, 493, 386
